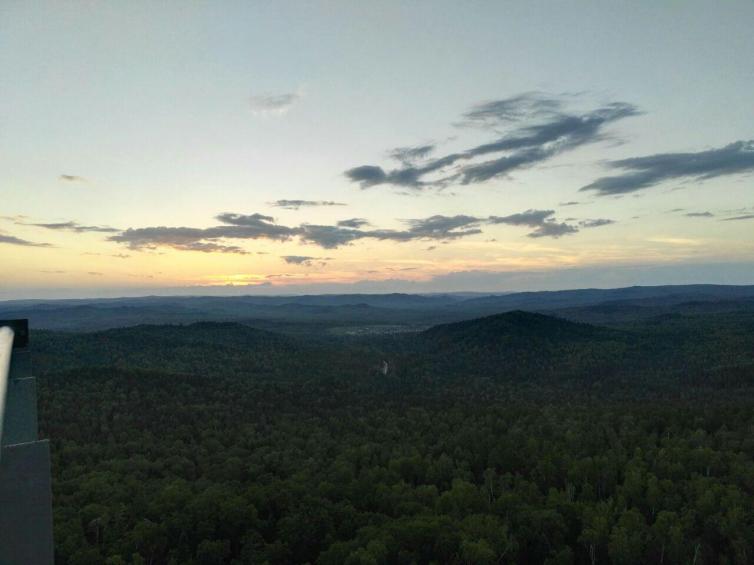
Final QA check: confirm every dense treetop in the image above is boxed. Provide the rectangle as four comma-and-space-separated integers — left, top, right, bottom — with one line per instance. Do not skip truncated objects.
32, 305, 754, 564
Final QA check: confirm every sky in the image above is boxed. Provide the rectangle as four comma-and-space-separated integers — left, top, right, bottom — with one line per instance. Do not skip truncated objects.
1, 1, 753, 299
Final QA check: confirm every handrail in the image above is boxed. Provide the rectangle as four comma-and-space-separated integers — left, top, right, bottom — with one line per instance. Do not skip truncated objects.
0, 326, 14, 461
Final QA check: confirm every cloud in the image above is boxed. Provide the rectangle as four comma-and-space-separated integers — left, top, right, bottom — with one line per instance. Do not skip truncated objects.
388, 144, 436, 164
179, 242, 251, 254
249, 92, 300, 115
298, 225, 363, 248
722, 214, 754, 221
685, 212, 714, 218
579, 218, 615, 228
560, 201, 581, 206
212, 213, 301, 240
456, 92, 564, 128
109, 227, 256, 254
87, 271, 103, 276
345, 93, 639, 190
298, 215, 485, 248
59, 174, 87, 183
488, 208, 579, 238
22, 220, 119, 233
82, 252, 132, 258
270, 199, 346, 210
344, 165, 388, 187
281, 255, 331, 266
528, 222, 579, 239
489, 209, 555, 227
336, 218, 370, 228
110, 206, 585, 254
400, 214, 483, 239
0, 233, 52, 247
581, 140, 754, 195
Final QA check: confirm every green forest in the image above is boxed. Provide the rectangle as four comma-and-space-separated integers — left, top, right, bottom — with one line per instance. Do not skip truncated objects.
33, 308, 754, 564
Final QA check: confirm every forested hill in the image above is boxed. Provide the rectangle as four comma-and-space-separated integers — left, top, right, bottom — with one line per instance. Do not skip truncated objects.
33, 321, 368, 381
32, 309, 754, 389
422, 310, 616, 344
407, 311, 631, 385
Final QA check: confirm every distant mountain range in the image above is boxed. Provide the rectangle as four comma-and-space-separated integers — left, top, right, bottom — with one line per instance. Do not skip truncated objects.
2, 284, 754, 332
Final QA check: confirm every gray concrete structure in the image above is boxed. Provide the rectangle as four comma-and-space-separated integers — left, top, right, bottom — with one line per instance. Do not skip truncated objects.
0, 320, 54, 564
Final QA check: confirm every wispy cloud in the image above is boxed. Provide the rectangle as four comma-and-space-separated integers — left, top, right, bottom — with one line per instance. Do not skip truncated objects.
270, 199, 346, 210
336, 218, 370, 228
59, 174, 87, 183
388, 144, 436, 164
82, 252, 131, 259
0, 233, 52, 247
20, 220, 119, 233
685, 212, 714, 218
345, 92, 639, 190
581, 140, 754, 195
455, 92, 564, 128
721, 214, 754, 221
249, 92, 301, 115
579, 218, 616, 228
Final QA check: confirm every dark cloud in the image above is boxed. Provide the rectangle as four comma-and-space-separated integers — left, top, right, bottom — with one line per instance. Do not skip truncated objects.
299, 225, 364, 248
581, 140, 754, 195
488, 209, 579, 238
579, 218, 616, 228
59, 174, 86, 183
402, 214, 483, 239
722, 214, 754, 221
109, 226, 254, 254
560, 201, 581, 206
344, 165, 388, 187
281, 255, 315, 265
249, 92, 300, 115
271, 200, 347, 210
299, 215, 485, 248
281, 255, 331, 266
212, 213, 301, 240
23, 220, 119, 233
489, 209, 554, 227
685, 212, 714, 218
0, 233, 52, 247
336, 218, 370, 228
345, 94, 639, 190
111, 206, 587, 254
527, 222, 579, 239
179, 242, 250, 254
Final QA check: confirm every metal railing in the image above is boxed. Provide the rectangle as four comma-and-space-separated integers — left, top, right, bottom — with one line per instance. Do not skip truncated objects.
0, 325, 14, 461
0, 319, 54, 563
